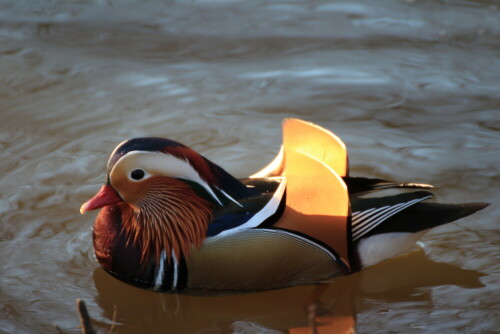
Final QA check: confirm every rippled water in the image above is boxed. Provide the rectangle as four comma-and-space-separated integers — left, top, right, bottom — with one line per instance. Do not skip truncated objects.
1, 0, 499, 333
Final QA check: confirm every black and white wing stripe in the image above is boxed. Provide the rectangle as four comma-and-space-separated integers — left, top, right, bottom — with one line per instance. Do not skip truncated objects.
351, 194, 433, 241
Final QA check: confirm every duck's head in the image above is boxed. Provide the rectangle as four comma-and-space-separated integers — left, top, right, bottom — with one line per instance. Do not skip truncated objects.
81, 137, 252, 261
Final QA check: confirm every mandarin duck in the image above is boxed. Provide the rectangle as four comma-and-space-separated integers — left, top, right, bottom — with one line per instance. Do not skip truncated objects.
81, 119, 488, 292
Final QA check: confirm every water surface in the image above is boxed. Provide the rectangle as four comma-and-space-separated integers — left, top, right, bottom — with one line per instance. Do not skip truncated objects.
0, 0, 499, 333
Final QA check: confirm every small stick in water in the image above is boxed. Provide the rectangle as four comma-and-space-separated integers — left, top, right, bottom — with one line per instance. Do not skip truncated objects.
76, 299, 97, 334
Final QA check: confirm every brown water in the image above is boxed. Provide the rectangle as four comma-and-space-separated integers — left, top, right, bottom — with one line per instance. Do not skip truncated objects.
1, 0, 499, 333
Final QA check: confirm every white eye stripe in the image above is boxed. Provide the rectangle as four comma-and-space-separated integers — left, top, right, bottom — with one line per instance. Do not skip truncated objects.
110, 151, 222, 205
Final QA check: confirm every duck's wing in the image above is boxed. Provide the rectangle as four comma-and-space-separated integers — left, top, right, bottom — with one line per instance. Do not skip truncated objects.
351, 191, 489, 267
248, 118, 352, 270
194, 143, 352, 289
250, 118, 349, 178
351, 191, 435, 242
271, 124, 352, 270
351, 192, 488, 241
276, 150, 351, 265
162, 173, 346, 291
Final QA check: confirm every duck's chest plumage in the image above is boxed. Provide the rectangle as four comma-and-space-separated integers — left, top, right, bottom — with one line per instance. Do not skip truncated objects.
93, 204, 190, 291
92, 179, 347, 292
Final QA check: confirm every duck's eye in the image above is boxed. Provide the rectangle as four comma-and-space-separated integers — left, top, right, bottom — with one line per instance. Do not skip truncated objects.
130, 169, 145, 180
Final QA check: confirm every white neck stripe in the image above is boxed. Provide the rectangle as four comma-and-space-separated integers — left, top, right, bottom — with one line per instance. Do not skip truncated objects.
153, 250, 167, 291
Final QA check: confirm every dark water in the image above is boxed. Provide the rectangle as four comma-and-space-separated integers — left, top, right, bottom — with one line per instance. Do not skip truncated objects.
0, 0, 499, 333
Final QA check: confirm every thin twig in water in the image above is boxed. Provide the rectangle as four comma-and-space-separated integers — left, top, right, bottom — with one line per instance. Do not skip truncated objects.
108, 304, 117, 334
307, 303, 317, 334
76, 299, 97, 334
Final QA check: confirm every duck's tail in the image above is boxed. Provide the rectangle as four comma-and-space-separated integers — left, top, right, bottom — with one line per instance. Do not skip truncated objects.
351, 191, 489, 268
